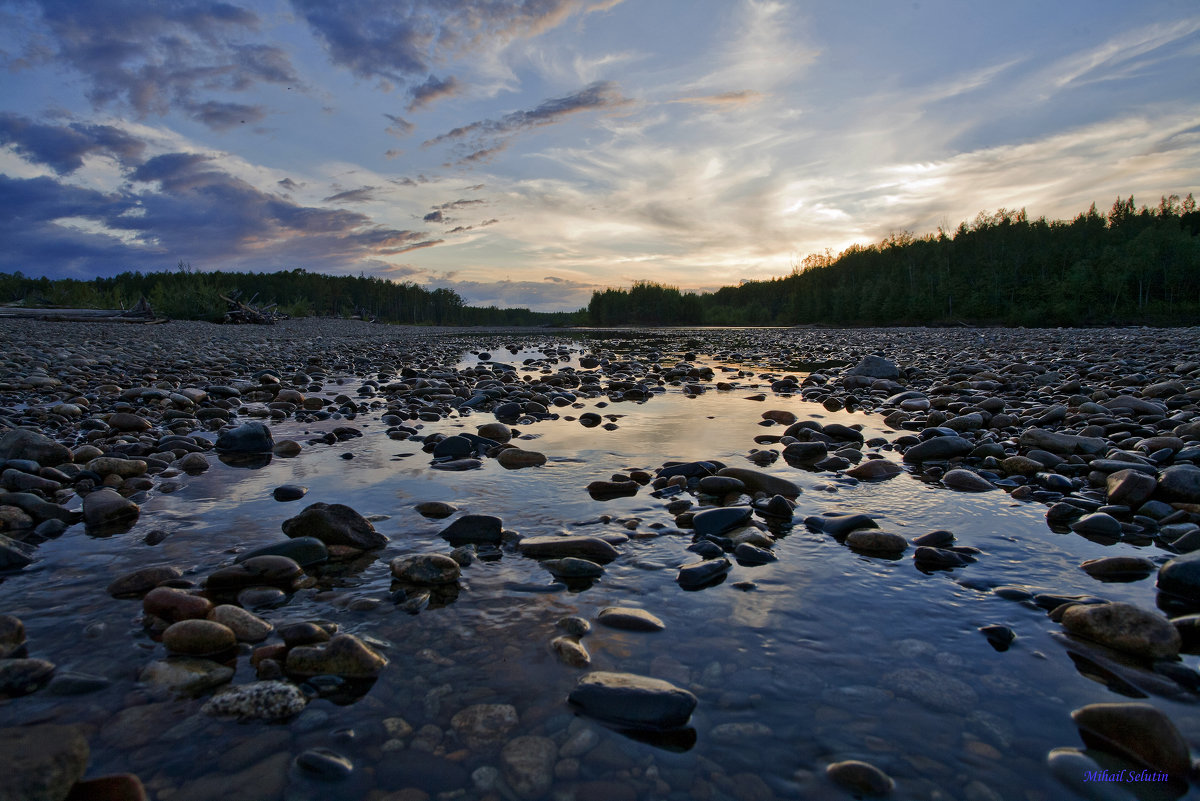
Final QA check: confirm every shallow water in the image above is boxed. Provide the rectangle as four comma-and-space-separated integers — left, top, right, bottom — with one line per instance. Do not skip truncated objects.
2, 337, 1197, 801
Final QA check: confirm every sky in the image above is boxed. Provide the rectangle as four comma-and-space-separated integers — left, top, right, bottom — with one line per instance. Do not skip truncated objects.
1, 1, 1198, 311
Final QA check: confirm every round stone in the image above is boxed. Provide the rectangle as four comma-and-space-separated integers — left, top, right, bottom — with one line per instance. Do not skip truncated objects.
162, 619, 236, 656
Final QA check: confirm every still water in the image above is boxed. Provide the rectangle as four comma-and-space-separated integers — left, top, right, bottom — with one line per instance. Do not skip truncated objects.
2, 339, 1195, 801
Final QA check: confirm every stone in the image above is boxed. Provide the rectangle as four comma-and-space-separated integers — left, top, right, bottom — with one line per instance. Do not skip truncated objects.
294, 748, 353, 781
1069, 513, 1122, 538
845, 529, 909, 554
568, 671, 697, 729
215, 421, 274, 453
1106, 469, 1158, 508
1079, 556, 1155, 581
597, 607, 665, 632
235, 537, 328, 567
272, 484, 307, 501
846, 459, 902, 480
415, 501, 457, 519
542, 557, 604, 579
143, 586, 213, 622
477, 422, 511, 442
282, 502, 387, 549
826, 759, 895, 796
439, 514, 502, 546
518, 535, 619, 563
1157, 464, 1200, 504
450, 704, 519, 749
202, 680, 307, 720
586, 480, 638, 499
82, 488, 139, 530
691, 506, 753, 537
0, 723, 88, 801
0, 658, 55, 697
715, 467, 801, 497
285, 633, 387, 679
1060, 602, 1180, 659
1018, 428, 1107, 455
1071, 702, 1192, 778
501, 736, 556, 800
138, 658, 234, 695
942, 468, 995, 492
551, 637, 591, 667
783, 441, 827, 465
847, 355, 899, 379
390, 554, 461, 585
206, 555, 303, 590
0, 536, 33, 570
1159, 550, 1200, 601
0, 615, 24, 659
162, 619, 237, 656
0, 429, 72, 467
86, 457, 147, 478
902, 436, 973, 463
108, 412, 151, 432
734, 542, 777, 564
697, 475, 745, 495
884, 667, 978, 712
497, 448, 547, 468
64, 773, 147, 801
207, 605, 273, 642
107, 565, 182, 598
677, 558, 730, 588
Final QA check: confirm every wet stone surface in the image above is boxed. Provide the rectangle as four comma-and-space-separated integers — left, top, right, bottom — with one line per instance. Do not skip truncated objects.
0, 319, 1198, 800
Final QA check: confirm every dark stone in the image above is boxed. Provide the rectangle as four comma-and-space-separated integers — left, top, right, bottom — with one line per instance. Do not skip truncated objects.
215, 422, 274, 454
235, 537, 328, 567
1158, 550, 1200, 602
518, 535, 619, 564
568, 671, 697, 729
0, 723, 89, 801
439, 514, 503, 546
272, 485, 307, 502
691, 506, 753, 538
676, 558, 730, 589
281, 503, 387, 549
902, 436, 973, 463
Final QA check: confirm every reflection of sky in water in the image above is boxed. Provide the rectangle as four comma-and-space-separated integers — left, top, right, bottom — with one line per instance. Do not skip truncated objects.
1, 341, 1196, 800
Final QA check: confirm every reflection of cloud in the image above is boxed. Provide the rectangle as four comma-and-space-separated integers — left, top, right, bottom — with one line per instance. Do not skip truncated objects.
432, 277, 599, 311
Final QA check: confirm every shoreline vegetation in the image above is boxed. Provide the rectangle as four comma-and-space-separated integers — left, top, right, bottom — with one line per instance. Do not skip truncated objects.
2, 194, 1197, 328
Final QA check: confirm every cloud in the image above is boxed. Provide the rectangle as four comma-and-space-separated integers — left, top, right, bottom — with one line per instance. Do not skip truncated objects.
433, 198, 485, 210
184, 100, 266, 130
1046, 18, 1200, 95
278, 177, 300, 191
323, 186, 378, 203
408, 75, 461, 111
11, 1, 299, 129
424, 81, 630, 163
670, 90, 764, 109
430, 277, 599, 311
0, 112, 146, 174
384, 114, 415, 138
423, 210, 444, 223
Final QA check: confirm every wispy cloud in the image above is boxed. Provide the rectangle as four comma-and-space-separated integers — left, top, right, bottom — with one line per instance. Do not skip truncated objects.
670, 90, 764, 109
408, 75, 461, 111
1047, 18, 1200, 94
323, 186, 378, 203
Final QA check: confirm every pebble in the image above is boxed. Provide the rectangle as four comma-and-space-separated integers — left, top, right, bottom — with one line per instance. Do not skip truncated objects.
677, 557, 731, 589
439, 513, 502, 545
138, 657, 233, 695
501, 736, 557, 800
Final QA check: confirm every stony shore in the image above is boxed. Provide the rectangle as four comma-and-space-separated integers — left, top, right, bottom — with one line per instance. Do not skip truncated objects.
0, 318, 1198, 800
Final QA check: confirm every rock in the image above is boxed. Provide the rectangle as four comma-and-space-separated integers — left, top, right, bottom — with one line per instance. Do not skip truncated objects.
692, 506, 753, 537
676, 558, 730, 589
1159, 550, 1200, 601
162, 619, 237, 656
0, 615, 24, 659
272, 484, 307, 502
0, 493, 75, 525
942, 468, 995, 492
206, 555, 303, 590
497, 448, 547, 468
272, 440, 301, 457
501, 736, 556, 800
0, 536, 34, 570
1071, 702, 1192, 778
697, 475, 745, 495
542, 557, 604, 579
177, 452, 209, 472
1018, 428, 1107, 455
285, 633, 387, 679
0, 429, 72, 467
568, 671, 697, 729
847, 355, 899, 379
597, 607, 665, 632
812, 512, 878, 538
913, 546, 971, 569
0, 658, 55, 697
551, 637, 591, 667
1069, 513, 1122, 538
202, 680, 307, 720
734, 542, 777, 565
826, 759, 895, 796
143, 586, 213, 622
439, 514, 502, 546
845, 459, 902, 480
1106, 469, 1158, 508
518, 535, 619, 563
477, 422, 511, 442
902, 436, 973, 463
294, 748, 353, 781
1060, 602, 1180, 659
64, 773, 147, 801
715, 467, 801, 497
845, 529, 909, 554
282, 503, 387, 549
108, 412, 151, 432
138, 658, 234, 695
783, 441, 827, 465
235, 537, 328, 567
390, 554, 461, 585
86, 457, 146, 478
215, 421, 274, 453
207, 605, 273, 642
415, 501, 457, 519
1080, 556, 1155, 581
107, 565, 182, 598
1157, 464, 1200, 504
0, 723, 88, 801
451, 704, 519, 749
1103, 395, 1166, 415
586, 480, 638, 499
82, 488, 139, 531
884, 666, 978, 713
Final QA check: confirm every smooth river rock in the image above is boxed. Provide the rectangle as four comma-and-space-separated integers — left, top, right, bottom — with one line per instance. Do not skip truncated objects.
518, 535, 619, 564
568, 671, 697, 729
0, 723, 89, 801
1060, 602, 1180, 659
281, 502, 387, 549
1071, 702, 1192, 778
1158, 550, 1200, 602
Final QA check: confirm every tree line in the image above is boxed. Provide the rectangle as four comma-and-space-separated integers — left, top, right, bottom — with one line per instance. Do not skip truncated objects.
0, 266, 583, 327
588, 194, 1200, 326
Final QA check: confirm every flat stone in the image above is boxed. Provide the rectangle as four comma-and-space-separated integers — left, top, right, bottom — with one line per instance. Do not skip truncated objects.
597, 607, 665, 632
1018, 428, 1107, 455
1061, 602, 1180, 658
207, 605, 273, 642
518, 535, 619, 564
497, 448, 547, 468
1080, 556, 1155, 581
676, 557, 730, 588
107, 565, 183, 598
451, 704, 519, 749
0, 429, 72, 467
206, 555, 303, 590
884, 667, 977, 713
942, 468, 995, 492
82, 488, 139, 531
143, 586, 213, 622
235, 537, 328, 567
415, 501, 457, 519
715, 467, 801, 497
845, 529, 909, 554
202, 681, 308, 721
902, 436, 972, 463
1071, 702, 1191, 778
568, 671, 697, 729
0, 723, 89, 801
1069, 513, 1122, 538
586, 480, 639, 499
691, 506, 753, 537
845, 459, 902, 480
162, 619, 237, 656
542, 557, 604, 579
501, 735, 556, 800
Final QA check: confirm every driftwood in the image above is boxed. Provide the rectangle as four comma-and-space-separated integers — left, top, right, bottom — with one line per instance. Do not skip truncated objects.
0, 296, 165, 324
220, 291, 288, 325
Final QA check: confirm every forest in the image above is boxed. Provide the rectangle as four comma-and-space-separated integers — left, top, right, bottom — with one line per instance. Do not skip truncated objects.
589, 194, 1200, 326
1, 194, 1197, 328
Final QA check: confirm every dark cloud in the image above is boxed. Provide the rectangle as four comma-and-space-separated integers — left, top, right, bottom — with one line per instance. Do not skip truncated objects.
290, 0, 616, 88
423, 210, 444, 223
424, 81, 628, 164
323, 186, 378, 203
184, 100, 266, 129
408, 75, 461, 111
384, 149, 403, 160
384, 113, 415, 137
433, 198, 485, 211
278, 177, 300, 191
13, 1, 299, 129
0, 112, 146, 174
1, 153, 439, 277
